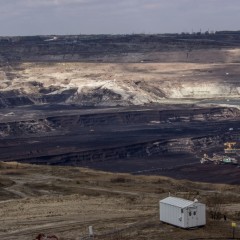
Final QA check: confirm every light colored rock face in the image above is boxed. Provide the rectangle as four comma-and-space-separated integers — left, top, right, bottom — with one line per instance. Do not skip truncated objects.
1, 58, 240, 106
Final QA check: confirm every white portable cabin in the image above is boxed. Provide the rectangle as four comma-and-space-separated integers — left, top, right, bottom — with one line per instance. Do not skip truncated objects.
159, 196, 206, 228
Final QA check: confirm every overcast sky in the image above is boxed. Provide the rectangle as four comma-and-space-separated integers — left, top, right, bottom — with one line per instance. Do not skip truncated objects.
0, 0, 240, 36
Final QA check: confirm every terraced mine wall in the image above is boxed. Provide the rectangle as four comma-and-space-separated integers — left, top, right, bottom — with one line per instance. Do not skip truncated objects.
0, 107, 238, 137
8, 139, 190, 165
0, 132, 225, 161
0, 107, 239, 166
0, 132, 234, 166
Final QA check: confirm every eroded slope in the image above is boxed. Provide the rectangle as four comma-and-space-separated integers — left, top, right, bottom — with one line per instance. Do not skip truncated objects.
1, 61, 240, 107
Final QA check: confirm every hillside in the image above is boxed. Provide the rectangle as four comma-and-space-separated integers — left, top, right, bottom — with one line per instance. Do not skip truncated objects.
0, 162, 239, 240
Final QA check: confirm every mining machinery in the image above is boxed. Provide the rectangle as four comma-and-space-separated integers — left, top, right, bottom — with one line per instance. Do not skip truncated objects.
224, 142, 237, 154
201, 153, 238, 165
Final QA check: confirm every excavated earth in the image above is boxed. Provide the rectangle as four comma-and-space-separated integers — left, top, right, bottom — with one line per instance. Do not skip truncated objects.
1, 32, 240, 184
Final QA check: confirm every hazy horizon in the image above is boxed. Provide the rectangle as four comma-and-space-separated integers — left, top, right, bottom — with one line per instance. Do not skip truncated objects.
0, 0, 240, 36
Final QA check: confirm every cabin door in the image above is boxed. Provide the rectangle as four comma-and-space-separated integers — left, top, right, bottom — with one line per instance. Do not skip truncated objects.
187, 206, 198, 228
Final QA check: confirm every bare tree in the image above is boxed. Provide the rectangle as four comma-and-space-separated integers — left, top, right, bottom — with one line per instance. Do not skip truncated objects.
206, 193, 225, 220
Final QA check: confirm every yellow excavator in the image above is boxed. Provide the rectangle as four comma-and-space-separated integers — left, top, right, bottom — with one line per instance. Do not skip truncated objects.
224, 142, 237, 153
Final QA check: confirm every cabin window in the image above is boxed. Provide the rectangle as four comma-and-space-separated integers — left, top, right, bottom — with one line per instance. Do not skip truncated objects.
181, 209, 183, 213
189, 212, 192, 216
193, 211, 196, 216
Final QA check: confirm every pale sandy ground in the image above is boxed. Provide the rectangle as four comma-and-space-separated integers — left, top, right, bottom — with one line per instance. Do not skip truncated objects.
1, 58, 240, 106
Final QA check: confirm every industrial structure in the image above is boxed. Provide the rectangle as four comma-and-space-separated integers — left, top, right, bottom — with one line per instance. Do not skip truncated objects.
200, 141, 240, 165
200, 153, 238, 165
224, 142, 240, 154
160, 197, 206, 228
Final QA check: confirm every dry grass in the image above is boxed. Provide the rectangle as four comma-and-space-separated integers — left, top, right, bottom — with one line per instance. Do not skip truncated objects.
0, 162, 239, 240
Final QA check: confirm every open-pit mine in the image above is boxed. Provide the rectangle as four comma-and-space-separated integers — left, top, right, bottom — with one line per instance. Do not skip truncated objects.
1, 33, 240, 184
1, 32, 240, 240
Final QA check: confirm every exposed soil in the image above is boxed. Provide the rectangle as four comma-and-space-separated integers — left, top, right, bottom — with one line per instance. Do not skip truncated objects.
0, 34, 240, 184
0, 105, 239, 184
0, 162, 239, 240
0, 33, 240, 239
1, 62, 240, 107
